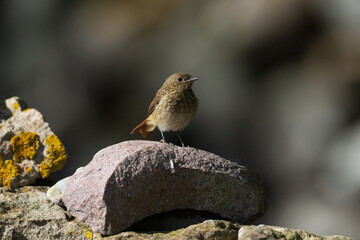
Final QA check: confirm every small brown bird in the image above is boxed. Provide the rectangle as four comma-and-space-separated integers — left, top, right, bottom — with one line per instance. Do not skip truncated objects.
131, 72, 198, 147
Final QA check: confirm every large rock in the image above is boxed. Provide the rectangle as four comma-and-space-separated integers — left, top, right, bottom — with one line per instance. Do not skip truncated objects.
0, 96, 67, 187
0, 186, 354, 240
62, 140, 267, 235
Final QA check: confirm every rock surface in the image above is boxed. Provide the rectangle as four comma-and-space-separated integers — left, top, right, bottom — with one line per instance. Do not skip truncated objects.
62, 140, 267, 235
0, 186, 354, 240
0, 96, 67, 187
237, 225, 354, 240
0, 186, 86, 239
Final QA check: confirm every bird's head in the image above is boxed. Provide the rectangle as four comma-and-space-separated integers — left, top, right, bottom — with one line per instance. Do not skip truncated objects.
163, 72, 198, 91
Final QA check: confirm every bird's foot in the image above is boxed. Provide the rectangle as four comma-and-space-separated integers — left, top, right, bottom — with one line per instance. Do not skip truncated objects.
160, 139, 175, 146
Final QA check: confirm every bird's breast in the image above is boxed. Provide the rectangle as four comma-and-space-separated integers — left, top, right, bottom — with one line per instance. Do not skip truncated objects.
149, 90, 198, 132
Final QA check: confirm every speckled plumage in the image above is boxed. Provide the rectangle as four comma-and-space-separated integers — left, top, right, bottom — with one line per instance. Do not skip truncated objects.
131, 73, 198, 142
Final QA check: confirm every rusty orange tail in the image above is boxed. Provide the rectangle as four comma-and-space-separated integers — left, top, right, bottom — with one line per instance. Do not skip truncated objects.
131, 119, 155, 138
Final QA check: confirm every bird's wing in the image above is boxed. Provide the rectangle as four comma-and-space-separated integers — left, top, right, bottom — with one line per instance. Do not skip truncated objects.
147, 88, 167, 117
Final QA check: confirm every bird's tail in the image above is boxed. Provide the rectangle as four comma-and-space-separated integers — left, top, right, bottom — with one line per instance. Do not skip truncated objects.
131, 118, 156, 138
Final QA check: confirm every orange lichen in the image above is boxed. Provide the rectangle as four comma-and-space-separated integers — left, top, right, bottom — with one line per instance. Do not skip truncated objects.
40, 134, 67, 178
11, 132, 40, 163
84, 230, 93, 239
12, 102, 20, 110
25, 167, 33, 173
0, 155, 19, 187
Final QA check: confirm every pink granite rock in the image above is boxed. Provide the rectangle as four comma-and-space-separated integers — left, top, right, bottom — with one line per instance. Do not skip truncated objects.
62, 140, 266, 235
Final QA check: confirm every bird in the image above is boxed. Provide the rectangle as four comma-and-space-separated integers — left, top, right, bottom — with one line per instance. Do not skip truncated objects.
131, 72, 198, 147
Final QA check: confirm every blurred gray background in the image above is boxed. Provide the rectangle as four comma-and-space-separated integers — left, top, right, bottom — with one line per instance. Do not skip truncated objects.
1, 0, 360, 237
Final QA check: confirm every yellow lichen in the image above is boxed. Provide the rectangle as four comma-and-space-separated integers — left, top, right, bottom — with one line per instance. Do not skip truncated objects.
84, 230, 93, 239
12, 102, 20, 110
0, 156, 19, 187
25, 167, 33, 173
23, 108, 32, 112
11, 132, 40, 163
40, 134, 67, 178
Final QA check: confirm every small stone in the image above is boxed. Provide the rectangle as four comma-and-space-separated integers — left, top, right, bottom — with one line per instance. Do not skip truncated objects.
62, 140, 267, 235
0, 96, 67, 187
47, 177, 69, 205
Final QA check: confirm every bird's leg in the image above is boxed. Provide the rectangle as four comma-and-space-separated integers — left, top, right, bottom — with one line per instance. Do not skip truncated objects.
160, 130, 166, 143
159, 130, 176, 173
176, 131, 185, 147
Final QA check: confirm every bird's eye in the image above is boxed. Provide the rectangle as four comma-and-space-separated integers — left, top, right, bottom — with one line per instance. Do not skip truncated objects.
177, 77, 183, 82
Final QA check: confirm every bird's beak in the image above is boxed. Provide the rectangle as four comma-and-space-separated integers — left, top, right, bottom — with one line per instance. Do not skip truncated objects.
187, 77, 198, 82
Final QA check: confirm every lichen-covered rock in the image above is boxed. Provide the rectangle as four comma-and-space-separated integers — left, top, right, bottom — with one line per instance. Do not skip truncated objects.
0, 96, 67, 187
237, 225, 355, 240
0, 186, 92, 240
0, 186, 354, 240
62, 140, 267, 235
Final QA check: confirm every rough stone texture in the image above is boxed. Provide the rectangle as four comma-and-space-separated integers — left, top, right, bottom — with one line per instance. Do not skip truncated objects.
0, 96, 67, 187
63, 140, 267, 235
237, 225, 355, 240
128, 220, 241, 240
0, 186, 89, 240
48, 175, 224, 231
0, 186, 354, 240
